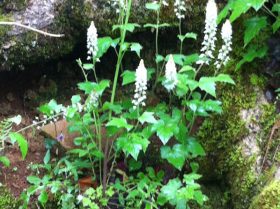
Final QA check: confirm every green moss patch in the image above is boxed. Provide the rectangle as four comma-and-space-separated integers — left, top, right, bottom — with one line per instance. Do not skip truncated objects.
249, 180, 280, 209
0, 186, 19, 209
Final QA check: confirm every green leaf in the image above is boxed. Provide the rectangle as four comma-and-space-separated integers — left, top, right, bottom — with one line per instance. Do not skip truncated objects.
144, 23, 170, 29
218, 1, 233, 24
116, 134, 150, 160
112, 23, 140, 33
71, 95, 81, 105
68, 149, 89, 157
130, 43, 143, 57
176, 74, 190, 97
128, 158, 142, 171
121, 70, 135, 85
161, 144, 188, 170
27, 176, 42, 185
250, 0, 268, 11
273, 17, 280, 33
78, 80, 110, 95
9, 132, 28, 159
145, 2, 160, 11
111, 38, 120, 48
186, 138, 205, 157
160, 178, 182, 201
184, 54, 199, 65
97, 37, 113, 59
43, 150, 51, 165
106, 117, 133, 131
244, 16, 267, 47
156, 54, 164, 63
82, 63, 94, 70
153, 121, 174, 145
272, 4, 280, 13
38, 190, 48, 205
230, 0, 251, 22
236, 46, 268, 71
138, 112, 157, 124
214, 74, 235, 85
0, 156, 10, 167
95, 80, 110, 95
178, 32, 197, 42
102, 102, 123, 114
198, 77, 216, 97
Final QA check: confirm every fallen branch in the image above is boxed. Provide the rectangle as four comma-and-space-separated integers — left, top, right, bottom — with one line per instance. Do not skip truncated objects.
0, 21, 64, 38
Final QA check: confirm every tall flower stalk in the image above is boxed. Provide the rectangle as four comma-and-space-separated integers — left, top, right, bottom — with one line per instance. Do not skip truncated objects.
132, 60, 148, 109
174, 0, 186, 54
105, 0, 132, 195
197, 0, 218, 65
215, 20, 232, 70
87, 21, 98, 61
163, 55, 178, 92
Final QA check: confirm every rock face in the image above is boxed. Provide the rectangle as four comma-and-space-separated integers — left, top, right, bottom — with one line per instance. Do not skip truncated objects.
0, 0, 208, 71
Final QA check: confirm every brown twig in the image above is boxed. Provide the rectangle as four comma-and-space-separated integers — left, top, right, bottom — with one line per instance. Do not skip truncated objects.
0, 21, 64, 38
261, 120, 280, 171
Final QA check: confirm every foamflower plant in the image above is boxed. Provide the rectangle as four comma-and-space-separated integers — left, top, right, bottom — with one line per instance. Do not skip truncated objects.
19, 0, 237, 209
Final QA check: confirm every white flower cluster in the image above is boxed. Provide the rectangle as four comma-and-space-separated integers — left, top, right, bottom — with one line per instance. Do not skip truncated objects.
215, 20, 232, 69
109, 0, 126, 13
85, 91, 99, 110
163, 55, 178, 92
197, 0, 218, 65
132, 60, 148, 109
87, 21, 98, 60
174, 0, 186, 19
32, 115, 59, 130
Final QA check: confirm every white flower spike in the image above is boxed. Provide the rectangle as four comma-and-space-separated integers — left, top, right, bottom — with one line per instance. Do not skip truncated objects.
197, 0, 218, 65
163, 55, 178, 92
132, 60, 148, 109
87, 21, 98, 60
174, 0, 186, 19
215, 20, 233, 69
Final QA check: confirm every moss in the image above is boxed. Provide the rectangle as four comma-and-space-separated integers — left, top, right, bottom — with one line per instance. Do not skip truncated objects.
0, 186, 19, 209
258, 104, 280, 164
196, 72, 267, 208
249, 180, 280, 209
224, 147, 258, 209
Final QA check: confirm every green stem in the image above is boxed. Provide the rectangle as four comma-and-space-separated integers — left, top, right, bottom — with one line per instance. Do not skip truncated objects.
263, 5, 277, 18
109, 0, 132, 120
104, 0, 132, 195
179, 18, 183, 54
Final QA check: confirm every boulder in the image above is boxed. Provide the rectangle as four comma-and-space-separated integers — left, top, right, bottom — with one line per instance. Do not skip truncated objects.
0, 0, 207, 71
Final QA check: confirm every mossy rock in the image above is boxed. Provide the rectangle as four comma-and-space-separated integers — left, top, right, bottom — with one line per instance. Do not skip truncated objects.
0, 0, 209, 71
0, 186, 20, 209
249, 180, 280, 209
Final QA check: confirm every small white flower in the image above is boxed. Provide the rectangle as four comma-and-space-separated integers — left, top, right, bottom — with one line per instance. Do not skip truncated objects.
197, 0, 218, 65
77, 194, 84, 203
87, 21, 98, 60
163, 55, 178, 92
132, 60, 148, 109
215, 20, 233, 69
174, 0, 186, 19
